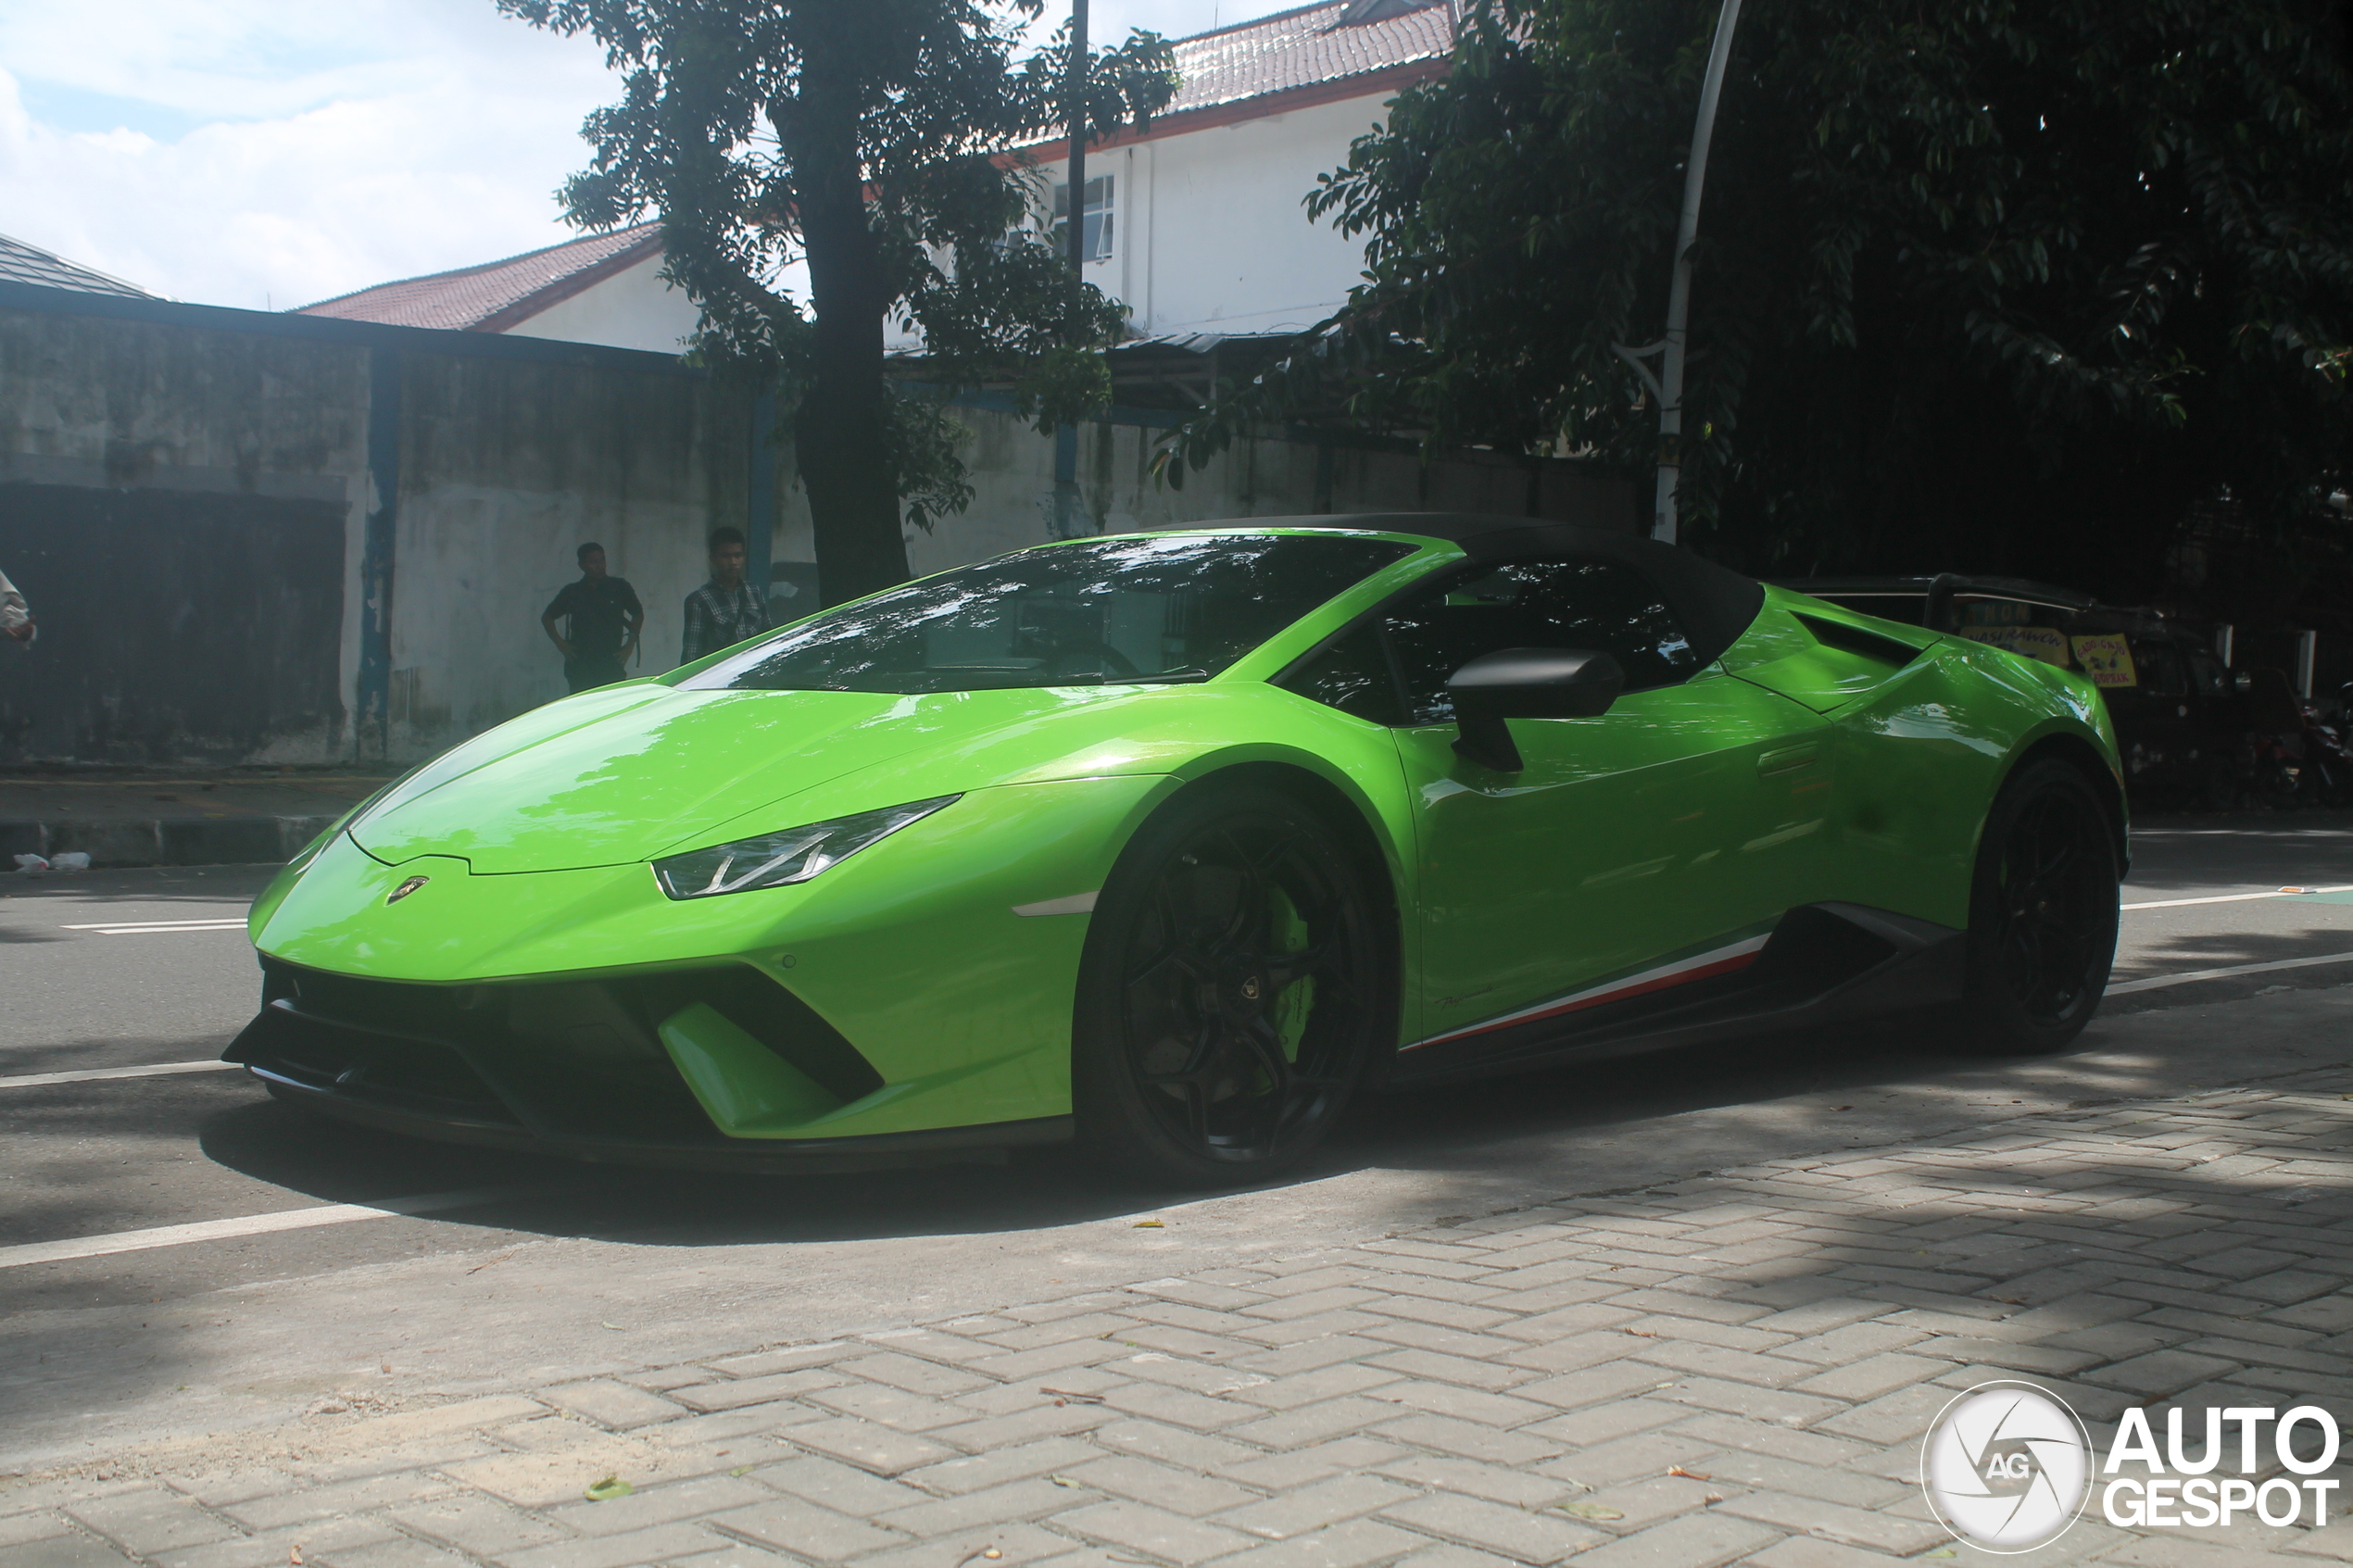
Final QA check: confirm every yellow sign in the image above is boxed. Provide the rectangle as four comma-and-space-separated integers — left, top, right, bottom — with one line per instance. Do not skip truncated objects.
2009, 626, 2070, 666
2070, 633, 2138, 687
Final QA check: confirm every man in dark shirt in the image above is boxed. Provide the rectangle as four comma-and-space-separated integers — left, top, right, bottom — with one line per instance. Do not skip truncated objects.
541, 543, 645, 693
681, 526, 772, 664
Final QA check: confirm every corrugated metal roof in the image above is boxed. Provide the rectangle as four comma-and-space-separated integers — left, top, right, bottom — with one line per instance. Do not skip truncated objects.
0, 232, 156, 299
1163, 0, 1453, 116
295, 224, 662, 332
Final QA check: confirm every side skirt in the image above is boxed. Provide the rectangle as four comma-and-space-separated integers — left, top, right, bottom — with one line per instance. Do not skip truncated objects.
1391, 902, 1966, 1086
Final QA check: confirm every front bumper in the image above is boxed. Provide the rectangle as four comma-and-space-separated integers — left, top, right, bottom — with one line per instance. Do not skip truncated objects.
228, 956, 1071, 1170
234, 774, 1181, 1165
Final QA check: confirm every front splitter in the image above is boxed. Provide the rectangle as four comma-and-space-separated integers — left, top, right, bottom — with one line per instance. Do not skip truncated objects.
246, 1066, 1074, 1174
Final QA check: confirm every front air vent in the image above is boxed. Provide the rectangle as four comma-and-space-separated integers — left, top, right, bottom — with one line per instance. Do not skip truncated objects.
238, 958, 885, 1138
1793, 612, 1923, 669
614, 967, 885, 1104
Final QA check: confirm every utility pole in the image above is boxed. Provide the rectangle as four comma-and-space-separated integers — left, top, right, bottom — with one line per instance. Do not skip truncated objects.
1613, 0, 1744, 546
1052, 0, 1089, 540
1066, 0, 1088, 286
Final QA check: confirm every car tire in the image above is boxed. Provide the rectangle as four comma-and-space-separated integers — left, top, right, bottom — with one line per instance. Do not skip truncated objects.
1952, 759, 2121, 1055
1073, 784, 1390, 1185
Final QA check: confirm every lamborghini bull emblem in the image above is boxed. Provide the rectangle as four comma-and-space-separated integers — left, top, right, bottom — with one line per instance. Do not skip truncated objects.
385, 875, 431, 905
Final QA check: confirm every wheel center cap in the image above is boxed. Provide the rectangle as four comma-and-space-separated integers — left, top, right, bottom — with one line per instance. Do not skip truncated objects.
1209, 960, 1268, 1022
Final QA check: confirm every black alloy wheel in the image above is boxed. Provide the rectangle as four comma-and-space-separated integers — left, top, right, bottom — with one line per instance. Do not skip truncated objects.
1076, 784, 1388, 1184
1957, 759, 2120, 1054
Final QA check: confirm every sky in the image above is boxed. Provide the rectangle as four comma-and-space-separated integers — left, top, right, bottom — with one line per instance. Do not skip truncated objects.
0, 0, 1237, 312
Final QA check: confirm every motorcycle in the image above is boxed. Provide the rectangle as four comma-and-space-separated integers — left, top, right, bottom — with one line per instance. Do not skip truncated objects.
2300, 704, 2353, 808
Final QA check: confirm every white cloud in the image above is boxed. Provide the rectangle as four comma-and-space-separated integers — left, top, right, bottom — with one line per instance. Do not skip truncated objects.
0, 0, 1236, 312
0, 0, 618, 309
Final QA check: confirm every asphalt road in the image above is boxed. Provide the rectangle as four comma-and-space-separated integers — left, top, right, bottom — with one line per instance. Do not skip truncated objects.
4, 815, 2351, 1474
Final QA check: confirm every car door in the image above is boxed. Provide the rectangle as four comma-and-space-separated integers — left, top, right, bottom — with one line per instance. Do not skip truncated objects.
1375, 558, 1833, 1065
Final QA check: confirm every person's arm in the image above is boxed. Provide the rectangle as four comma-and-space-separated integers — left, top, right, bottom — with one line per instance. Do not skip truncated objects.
622, 583, 646, 664
681, 594, 708, 666
541, 587, 575, 659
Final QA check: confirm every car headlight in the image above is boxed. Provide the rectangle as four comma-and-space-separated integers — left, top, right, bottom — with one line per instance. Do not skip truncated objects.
651, 796, 961, 900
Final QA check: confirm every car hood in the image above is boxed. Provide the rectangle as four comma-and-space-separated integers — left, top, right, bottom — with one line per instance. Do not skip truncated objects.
350, 680, 1203, 873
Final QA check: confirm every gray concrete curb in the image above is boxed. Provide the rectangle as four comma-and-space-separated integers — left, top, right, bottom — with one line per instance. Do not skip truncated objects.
0, 812, 335, 868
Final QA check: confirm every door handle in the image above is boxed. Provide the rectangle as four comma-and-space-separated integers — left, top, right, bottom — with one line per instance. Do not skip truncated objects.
1756, 742, 1820, 776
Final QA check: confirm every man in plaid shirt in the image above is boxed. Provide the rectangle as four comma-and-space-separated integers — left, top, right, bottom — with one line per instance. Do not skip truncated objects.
680, 526, 773, 663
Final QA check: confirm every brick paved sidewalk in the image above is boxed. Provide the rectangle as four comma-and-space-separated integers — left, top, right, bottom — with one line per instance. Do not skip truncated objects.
9, 1069, 2353, 1568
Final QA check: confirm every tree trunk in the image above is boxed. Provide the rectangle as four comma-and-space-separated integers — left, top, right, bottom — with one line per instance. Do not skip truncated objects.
790, 92, 909, 607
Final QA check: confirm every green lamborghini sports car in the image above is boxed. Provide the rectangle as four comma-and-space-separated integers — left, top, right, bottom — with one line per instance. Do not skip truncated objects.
231, 515, 2126, 1183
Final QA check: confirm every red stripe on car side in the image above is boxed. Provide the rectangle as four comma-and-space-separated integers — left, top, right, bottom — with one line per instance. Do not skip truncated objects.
1406, 937, 1769, 1052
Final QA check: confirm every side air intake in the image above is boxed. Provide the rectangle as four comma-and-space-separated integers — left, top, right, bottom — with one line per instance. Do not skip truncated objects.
1793, 612, 1924, 669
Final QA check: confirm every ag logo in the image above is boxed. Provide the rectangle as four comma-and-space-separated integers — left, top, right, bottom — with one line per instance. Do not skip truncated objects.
1921, 1381, 2091, 1553
385, 875, 431, 905
1980, 1440, 2039, 1491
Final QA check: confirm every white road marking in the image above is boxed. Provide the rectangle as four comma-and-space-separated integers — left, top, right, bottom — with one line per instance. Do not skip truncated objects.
2123, 884, 2353, 911
2108, 950, 2353, 997
61, 918, 249, 935
0, 1060, 241, 1090
0, 1186, 551, 1272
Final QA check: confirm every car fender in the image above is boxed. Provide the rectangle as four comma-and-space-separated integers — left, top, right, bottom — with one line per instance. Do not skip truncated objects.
1820, 637, 2113, 931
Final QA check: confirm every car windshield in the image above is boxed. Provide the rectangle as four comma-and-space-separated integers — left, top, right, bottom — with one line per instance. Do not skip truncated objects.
681, 533, 1418, 695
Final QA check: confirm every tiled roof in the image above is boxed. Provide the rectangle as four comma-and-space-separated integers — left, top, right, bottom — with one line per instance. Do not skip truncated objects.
1163, 0, 1453, 117
296, 224, 662, 332
0, 232, 155, 298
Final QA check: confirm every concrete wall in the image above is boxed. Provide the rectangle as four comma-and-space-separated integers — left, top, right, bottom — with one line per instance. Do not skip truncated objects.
0, 283, 745, 767
0, 305, 371, 764
767, 399, 1632, 589
0, 284, 1623, 770
387, 353, 745, 752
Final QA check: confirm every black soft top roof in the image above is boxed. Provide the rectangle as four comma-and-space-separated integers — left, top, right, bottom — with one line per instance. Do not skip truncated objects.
1148, 513, 1768, 671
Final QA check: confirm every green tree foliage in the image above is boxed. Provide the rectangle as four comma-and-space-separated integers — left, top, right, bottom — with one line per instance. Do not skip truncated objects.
1161, 0, 2353, 591
500, 0, 1178, 603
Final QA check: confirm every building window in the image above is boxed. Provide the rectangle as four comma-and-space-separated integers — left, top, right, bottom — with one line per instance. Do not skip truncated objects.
1051, 174, 1114, 262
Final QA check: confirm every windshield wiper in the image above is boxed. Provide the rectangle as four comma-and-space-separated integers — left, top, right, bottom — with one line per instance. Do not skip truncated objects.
1089, 668, 1211, 685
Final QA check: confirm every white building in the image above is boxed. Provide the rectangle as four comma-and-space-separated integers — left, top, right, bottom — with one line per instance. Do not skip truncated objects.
303, 0, 1452, 356
1023, 0, 1452, 341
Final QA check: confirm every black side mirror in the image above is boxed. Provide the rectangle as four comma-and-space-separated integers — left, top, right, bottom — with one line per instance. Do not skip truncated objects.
1446, 647, 1625, 771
